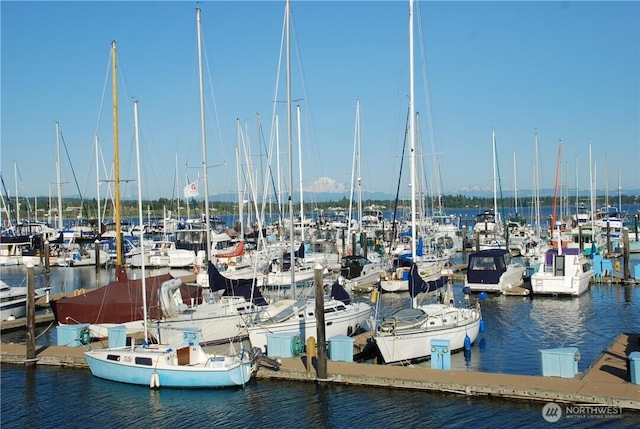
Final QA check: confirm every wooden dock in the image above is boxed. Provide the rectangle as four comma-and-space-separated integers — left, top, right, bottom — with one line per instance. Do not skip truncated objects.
1, 332, 638, 409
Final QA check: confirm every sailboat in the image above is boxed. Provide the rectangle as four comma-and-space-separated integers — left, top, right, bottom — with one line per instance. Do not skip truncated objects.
246, 0, 372, 352
50, 41, 202, 339
84, 98, 253, 389
371, 0, 482, 364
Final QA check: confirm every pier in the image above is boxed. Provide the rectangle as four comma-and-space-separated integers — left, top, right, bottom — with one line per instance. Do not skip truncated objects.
1, 333, 638, 410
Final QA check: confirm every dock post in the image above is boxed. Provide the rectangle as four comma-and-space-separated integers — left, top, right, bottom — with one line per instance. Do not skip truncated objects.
462, 226, 467, 262
26, 263, 36, 366
623, 229, 630, 281
361, 232, 367, 258
314, 264, 327, 382
306, 337, 316, 377
44, 240, 50, 272
94, 239, 100, 273
351, 233, 357, 256
475, 231, 480, 252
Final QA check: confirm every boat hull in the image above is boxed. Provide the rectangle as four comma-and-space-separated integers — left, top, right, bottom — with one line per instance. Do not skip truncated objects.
84, 345, 252, 388
248, 302, 371, 352
374, 306, 481, 364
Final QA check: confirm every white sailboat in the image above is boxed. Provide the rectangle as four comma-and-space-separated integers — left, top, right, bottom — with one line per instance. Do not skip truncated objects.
372, 0, 482, 364
246, 0, 372, 352
84, 71, 253, 388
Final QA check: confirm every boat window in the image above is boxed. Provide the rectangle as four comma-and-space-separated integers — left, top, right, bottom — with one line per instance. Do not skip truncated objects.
470, 257, 496, 270
336, 305, 346, 311
324, 307, 336, 313
135, 357, 153, 366
106, 354, 120, 362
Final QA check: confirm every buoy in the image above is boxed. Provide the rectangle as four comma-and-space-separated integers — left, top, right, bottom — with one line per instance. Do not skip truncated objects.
479, 319, 486, 333
478, 291, 488, 301
462, 286, 471, 295
370, 289, 378, 303
615, 261, 621, 271
154, 373, 160, 388
150, 374, 156, 388
464, 334, 471, 351
464, 349, 471, 363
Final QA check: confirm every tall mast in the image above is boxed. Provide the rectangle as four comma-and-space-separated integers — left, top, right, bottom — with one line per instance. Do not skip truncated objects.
55, 122, 63, 230
296, 104, 304, 244
14, 162, 19, 224
196, 7, 212, 263
492, 129, 498, 221
111, 40, 125, 280
95, 134, 101, 238
133, 99, 148, 340
285, 0, 296, 295
513, 151, 518, 217
409, 0, 418, 309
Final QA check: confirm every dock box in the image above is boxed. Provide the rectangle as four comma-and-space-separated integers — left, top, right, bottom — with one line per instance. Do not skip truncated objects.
629, 351, 640, 385
107, 325, 127, 348
329, 335, 353, 362
182, 327, 201, 346
430, 338, 451, 370
540, 347, 580, 378
56, 323, 90, 347
266, 332, 303, 358
634, 264, 640, 281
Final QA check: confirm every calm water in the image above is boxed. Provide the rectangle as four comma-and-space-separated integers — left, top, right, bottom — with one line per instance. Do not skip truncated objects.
2, 254, 640, 427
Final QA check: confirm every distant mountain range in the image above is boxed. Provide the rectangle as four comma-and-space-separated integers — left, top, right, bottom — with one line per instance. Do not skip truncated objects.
205, 176, 640, 202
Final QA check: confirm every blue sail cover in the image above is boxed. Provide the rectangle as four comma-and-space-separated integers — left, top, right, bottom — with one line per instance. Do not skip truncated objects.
330, 280, 351, 305
207, 262, 268, 306
408, 263, 447, 298
283, 242, 305, 259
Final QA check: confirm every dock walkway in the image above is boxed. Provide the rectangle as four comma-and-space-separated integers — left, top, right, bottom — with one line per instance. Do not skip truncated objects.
1, 333, 639, 410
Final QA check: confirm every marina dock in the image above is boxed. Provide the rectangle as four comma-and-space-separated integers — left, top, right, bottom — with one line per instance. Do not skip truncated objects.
2, 332, 638, 410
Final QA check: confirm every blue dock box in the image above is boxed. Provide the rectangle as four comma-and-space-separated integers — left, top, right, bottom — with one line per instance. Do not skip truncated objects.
329, 335, 353, 362
540, 347, 580, 378
430, 338, 451, 370
108, 325, 127, 348
629, 351, 640, 385
56, 323, 90, 347
182, 327, 201, 346
266, 332, 303, 358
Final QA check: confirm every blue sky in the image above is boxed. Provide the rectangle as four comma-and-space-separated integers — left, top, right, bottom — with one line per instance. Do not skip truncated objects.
2, 1, 639, 203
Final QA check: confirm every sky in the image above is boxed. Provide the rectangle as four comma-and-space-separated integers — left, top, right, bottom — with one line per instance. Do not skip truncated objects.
1, 0, 639, 204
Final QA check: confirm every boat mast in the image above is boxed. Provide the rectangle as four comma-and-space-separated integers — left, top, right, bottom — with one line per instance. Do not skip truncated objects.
297, 104, 304, 244
285, 0, 296, 296
133, 99, 148, 341
111, 40, 125, 280
14, 162, 20, 225
55, 122, 63, 231
196, 8, 212, 264
492, 129, 498, 223
95, 134, 101, 238
409, 0, 418, 308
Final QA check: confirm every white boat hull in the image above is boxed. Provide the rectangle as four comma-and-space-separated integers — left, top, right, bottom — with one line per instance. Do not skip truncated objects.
248, 301, 371, 352
374, 306, 481, 364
